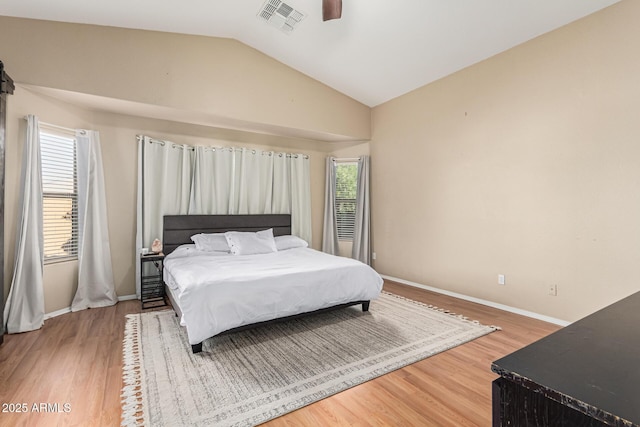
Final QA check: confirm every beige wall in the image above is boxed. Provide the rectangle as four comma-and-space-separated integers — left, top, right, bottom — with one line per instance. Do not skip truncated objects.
0, 16, 370, 142
371, 0, 640, 322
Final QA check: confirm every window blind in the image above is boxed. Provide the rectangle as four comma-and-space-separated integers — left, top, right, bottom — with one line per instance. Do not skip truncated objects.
40, 131, 78, 262
335, 162, 358, 240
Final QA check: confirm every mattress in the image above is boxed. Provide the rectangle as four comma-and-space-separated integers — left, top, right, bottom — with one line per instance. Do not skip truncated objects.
163, 246, 383, 345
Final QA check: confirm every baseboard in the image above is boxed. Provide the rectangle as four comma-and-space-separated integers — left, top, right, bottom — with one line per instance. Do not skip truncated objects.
43, 294, 139, 320
381, 274, 571, 327
44, 307, 71, 320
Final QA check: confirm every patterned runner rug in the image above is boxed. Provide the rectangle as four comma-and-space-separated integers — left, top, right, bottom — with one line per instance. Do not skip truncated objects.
121, 292, 499, 426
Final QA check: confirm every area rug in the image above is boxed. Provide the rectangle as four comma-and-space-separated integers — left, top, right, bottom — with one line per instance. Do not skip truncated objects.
121, 292, 499, 426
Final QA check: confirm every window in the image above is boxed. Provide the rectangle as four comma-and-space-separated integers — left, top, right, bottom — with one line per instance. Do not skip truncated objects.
335, 162, 358, 240
40, 129, 78, 262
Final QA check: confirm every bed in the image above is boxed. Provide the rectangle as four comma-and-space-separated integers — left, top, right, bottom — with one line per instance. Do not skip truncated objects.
162, 214, 383, 353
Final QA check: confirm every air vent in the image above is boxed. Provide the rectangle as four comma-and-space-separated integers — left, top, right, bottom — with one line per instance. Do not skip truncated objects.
257, 0, 306, 33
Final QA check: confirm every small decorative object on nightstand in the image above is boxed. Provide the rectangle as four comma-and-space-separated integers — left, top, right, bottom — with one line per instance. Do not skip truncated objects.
140, 252, 167, 309
151, 238, 163, 254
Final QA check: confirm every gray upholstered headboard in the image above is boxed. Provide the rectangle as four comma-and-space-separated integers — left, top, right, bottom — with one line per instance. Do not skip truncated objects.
162, 214, 292, 255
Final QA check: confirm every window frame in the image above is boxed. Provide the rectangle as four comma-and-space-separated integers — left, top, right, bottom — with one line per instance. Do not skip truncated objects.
334, 161, 358, 241
40, 127, 79, 264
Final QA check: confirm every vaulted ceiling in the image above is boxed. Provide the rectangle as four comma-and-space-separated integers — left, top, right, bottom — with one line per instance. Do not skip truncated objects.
0, 0, 621, 107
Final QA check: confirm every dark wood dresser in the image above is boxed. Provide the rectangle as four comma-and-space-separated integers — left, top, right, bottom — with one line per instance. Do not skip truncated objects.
492, 291, 640, 426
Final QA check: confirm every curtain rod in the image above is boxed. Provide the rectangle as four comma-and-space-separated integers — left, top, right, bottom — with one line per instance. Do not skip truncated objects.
137, 134, 310, 160
333, 157, 361, 163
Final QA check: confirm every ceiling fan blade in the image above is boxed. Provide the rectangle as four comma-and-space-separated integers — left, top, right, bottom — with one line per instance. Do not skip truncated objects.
323, 0, 342, 21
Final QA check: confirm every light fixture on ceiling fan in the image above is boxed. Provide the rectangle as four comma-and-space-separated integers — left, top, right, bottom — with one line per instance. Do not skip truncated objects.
323, 0, 342, 21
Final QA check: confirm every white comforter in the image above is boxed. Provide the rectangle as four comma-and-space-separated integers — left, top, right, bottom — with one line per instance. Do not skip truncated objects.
163, 247, 383, 345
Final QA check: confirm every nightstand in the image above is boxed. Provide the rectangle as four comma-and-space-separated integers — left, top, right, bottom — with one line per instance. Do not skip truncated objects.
140, 253, 168, 309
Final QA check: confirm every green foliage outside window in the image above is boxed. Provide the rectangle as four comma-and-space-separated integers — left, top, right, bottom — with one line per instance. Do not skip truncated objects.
335, 163, 358, 239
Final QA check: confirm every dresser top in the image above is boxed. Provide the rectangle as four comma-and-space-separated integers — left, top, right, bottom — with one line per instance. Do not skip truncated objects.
492, 291, 640, 426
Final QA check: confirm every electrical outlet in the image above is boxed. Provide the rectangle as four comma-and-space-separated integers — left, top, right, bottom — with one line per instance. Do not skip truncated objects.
498, 274, 505, 285
372, 252, 377, 260
549, 284, 558, 296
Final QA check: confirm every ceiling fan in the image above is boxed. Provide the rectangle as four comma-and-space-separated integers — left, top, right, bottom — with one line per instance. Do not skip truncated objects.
323, 0, 342, 21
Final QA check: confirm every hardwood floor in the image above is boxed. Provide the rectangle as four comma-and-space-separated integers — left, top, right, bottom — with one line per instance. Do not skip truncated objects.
0, 281, 560, 426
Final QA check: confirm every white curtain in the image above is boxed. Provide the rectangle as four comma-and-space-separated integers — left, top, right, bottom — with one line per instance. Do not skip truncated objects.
190, 147, 285, 216
135, 141, 143, 298
321, 157, 339, 255
3, 115, 45, 333
71, 130, 118, 311
189, 146, 234, 214
141, 137, 193, 246
234, 148, 275, 215
272, 153, 291, 214
352, 156, 371, 265
138, 137, 312, 293
136, 136, 194, 296
290, 154, 311, 243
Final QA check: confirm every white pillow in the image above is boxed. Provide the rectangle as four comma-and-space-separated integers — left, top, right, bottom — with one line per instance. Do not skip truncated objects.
190, 233, 230, 252
168, 244, 230, 259
275, 235, 308, 251
225, 229, 277, 255
168, 244, 198, 258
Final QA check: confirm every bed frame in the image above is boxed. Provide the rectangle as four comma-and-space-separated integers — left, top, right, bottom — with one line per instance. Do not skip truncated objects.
162, 214, 370, 353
